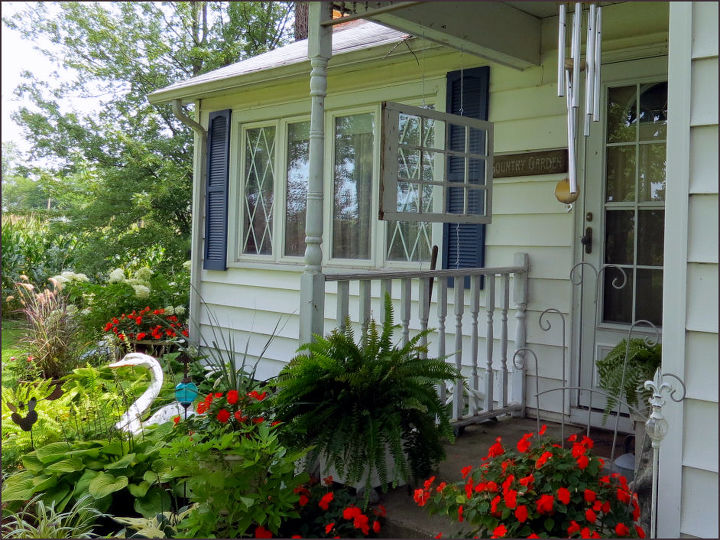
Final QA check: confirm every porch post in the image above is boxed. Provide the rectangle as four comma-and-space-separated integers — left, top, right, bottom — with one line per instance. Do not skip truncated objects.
300, 2, 332, 344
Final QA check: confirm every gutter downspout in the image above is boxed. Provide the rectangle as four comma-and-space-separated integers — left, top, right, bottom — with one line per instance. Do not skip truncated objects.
171, 99, 207, 346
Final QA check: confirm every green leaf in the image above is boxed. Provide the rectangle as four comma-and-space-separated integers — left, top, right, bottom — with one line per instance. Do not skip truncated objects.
2, 470, 37, 501
35, 441, 74, 464
32, 475, 58, 492
21, 453, 45, 474
99, 440, 124, 456
73, 469, 99, 498
106, 452, 136, 469
88, 472, 129, 498
544, 518, 555, 531
144, 470, 159, 484
134, 486, 171, 518
128, 480, 151, 498
46, 457, 85, 473
43, 484, 72, 512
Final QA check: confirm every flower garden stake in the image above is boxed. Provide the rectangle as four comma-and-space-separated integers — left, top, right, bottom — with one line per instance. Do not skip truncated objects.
643, 370, 685, 538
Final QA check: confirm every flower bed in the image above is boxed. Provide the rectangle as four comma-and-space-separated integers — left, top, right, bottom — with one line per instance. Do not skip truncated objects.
415, 426, 645, 539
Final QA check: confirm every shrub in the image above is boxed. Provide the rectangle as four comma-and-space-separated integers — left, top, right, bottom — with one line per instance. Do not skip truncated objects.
415, 427, 645, 538
1, 494, 106, 538
274, 295, 460, 497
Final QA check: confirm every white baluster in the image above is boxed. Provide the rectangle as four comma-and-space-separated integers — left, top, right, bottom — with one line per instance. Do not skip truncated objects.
436, 277, 448, 404
380, 279, 392, 323
470, 275, 481, 416
337, 281, 349, 332
485, 275, 496, 412
400, 278, 411, 346
359, 280, 371, 341
418, 278, 430, 359
453, 282, 465, 421
501, 274, 510, 408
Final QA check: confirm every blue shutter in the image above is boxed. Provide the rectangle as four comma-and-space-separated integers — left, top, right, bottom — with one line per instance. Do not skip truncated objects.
203, 109, 231, 270
443, 67, 489, 288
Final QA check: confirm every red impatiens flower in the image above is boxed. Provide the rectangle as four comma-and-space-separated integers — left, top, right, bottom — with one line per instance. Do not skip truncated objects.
601, 501, 611, 513
217, 409, 231, 423
136, 332, 147, 340
528, 535, 540, 539
491, 524, 507, 538
557, 486, 571, 505
353, 513, 370, 535
515, 504, 528, 523
576, 454, 590, 470
504, 488, 518, 509
580, 527, 592, 538
173, 415, 181, 425
372, 520, 381, 533
196, 401, 208, 414
584, 488, 596, 504
572, 442, 587, 458
319, 492, 334, 510
490, 495, 502, 516
536, 451, 553, 469
343, 506, 362, 520
254, 525, 272, 538
539, 424, 547, 435
325, 523, 335, 534
436, 481, 447, 493
253, 417, 265, 424
517, 432, 533, 453
568, 433, 578, 442
214, 392, 223, 398
465, 477, 474, 498
585, 508, 597, 523
299, 494, 309, 507
227, 389, 239, 405
461, 465, 473, 479
568, 520, 581, 535
413, 488, 429, 506
248, 390, 267, 401
458, 504, 464, 522
617, 488, 631, 504
536, 494, 554, 514
485, 480, 499, 492
488, 437, 505, 458
635, 525, 646, 538
234, 410, 248, 422
615, 522, 630, 537
519, 474, 534, 487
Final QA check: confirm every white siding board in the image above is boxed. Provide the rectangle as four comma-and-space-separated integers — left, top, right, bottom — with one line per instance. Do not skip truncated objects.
689, 125, 719, 194
691, 2, 719, 59
486, 214, 573, 247
198, 305, 300, 339
682, 398, 719, 472
689, 57, 719, 127
489, 83, 565, 123
492, 180, 572, 215
200, 282, 302, 314
685, 331, 719, 402
493, 115, 568, 153
687, 195, 719, 263
685, 263, 719, 333
487, 246, 574, 280
203, 267, 302, 289
680, 467, 719, 538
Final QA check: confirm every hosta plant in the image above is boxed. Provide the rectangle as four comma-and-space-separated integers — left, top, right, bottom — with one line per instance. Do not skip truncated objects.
415, 427, 646, 539
274, 294, 461, 496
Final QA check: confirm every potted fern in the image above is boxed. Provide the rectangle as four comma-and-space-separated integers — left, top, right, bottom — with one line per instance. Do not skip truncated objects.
596, 338, 661, 422
274, 294, 461, 497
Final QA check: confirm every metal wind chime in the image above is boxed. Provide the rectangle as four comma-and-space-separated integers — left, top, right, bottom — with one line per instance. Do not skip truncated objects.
557, 2, 602, 201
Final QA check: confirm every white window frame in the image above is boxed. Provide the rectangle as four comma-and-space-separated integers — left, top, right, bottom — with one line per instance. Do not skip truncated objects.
235, 119, 280, 261
380, 101, 494, 224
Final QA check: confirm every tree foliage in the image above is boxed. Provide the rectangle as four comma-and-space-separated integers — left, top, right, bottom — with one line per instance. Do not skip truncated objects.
4, 2, 293, 275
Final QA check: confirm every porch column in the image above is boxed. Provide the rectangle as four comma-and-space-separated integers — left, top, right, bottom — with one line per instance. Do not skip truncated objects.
300, 2, 332, 344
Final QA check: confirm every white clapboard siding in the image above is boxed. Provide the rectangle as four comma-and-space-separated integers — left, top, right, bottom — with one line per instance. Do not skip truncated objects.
684, 331, 719, 403
689, 125, 718, 194
680, 467, 719, 538
688, 195, 719, 263
682, 398, 719, 473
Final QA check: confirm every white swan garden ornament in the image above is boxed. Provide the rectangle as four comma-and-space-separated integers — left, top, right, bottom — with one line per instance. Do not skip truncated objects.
109, 352, 195, 435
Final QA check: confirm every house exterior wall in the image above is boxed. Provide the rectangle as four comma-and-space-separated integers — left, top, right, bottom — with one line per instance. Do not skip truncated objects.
659, 3, 718, 538
190, 3, 670, 421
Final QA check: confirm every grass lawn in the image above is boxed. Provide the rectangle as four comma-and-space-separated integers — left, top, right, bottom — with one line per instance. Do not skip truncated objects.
2, 319, 27, 388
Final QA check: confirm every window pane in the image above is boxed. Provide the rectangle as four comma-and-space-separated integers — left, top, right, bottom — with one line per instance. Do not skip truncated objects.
285, 121, 310, 257
636, 269, 663, 326
243, 126, 275, 255
387, 220, 432, 262
607, 85, 637, 143
333, 114, 374, 259
638, 82, 667, 141
637, 209, 664, 266
606, 146, 636, 202
638, 143, 666, 202
603, 267, 633, 324
605, 210, 635, 265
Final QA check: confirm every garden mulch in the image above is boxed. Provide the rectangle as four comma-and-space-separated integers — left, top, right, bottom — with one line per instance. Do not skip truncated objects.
379, 416, 626, 538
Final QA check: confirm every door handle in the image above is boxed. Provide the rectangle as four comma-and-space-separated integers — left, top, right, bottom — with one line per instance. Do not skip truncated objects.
581, 227, 593, 254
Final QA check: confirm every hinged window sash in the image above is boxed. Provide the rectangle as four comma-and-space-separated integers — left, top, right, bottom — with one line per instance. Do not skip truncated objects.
380, 101, 494, 224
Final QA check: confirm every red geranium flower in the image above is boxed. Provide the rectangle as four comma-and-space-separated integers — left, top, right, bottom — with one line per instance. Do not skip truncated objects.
515, 504, 528, 523
585, 508, 597, 523
576, 454, 590, 470
536, 494, 554, 514
615, 522, 630, 537
504, 488, 518, 509
372, 520, 381, 533
217, 409, 230, 423
584, 488, 596, 504
248, 390, 267, 401
458, 504, 463, 522
325, 523, 335, 534
488, 437, 505, 458
568, 520, 581, 535
461, 465, 473, 478
536, 450, 553, 469
617, 488, 631, 504
173, 415, 180, 425
319, 492, 334, 510
227, 389, 239, 405
491, 524, 507, 538
572, 442, 586, 458
196, 401, 208, 414
137, 332, 147, 340
580, 527, 592, 538
234, 410, 248, 422
557, 486, 571, 505
254, 525, 272, 538
343, 505, 362, 520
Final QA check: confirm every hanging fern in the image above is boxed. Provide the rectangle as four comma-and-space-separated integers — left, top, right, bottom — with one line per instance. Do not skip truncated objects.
596, 338, 661, 423
274, 294, 461, 501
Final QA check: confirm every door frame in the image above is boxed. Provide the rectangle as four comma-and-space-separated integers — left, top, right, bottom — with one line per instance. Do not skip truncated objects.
569, 55, 668, 430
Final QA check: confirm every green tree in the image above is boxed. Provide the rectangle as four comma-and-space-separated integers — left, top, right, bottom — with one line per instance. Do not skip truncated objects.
2, 143, 52, 212
4, 2, 293, 276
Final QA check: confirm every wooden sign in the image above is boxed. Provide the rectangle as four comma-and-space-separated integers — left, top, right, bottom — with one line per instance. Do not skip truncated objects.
493, 149, 568, 178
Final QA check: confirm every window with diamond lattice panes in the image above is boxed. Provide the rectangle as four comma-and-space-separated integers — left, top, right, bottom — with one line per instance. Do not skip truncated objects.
243, 126, 276, 255
285, 121, 310, 257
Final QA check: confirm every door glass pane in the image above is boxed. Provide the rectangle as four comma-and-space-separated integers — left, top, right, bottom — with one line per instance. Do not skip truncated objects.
605, 210, 634, 265
636, 269, 663, 326
606, 146, 636, 202
243, 126, 275, 255
603, 267, 633, 324
638, 82, 668, 141
637, 210, 664, 266
333, 113, 374, 260
285, 121, 310, 257
638, 143, 666, 201
607, 86, 637, 143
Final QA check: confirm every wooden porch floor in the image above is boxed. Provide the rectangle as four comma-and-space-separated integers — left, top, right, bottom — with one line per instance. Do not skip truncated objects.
380, 416, 627, 538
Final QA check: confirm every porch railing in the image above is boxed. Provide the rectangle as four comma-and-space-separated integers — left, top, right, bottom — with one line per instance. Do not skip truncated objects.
319, 252, 529, 427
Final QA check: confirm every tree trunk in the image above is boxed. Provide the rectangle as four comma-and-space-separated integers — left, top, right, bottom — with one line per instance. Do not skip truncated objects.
294, 2, 308, 41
